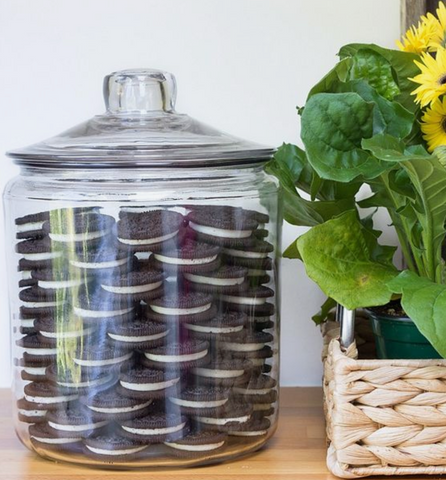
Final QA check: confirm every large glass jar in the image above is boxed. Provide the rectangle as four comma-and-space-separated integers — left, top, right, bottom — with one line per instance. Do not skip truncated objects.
3, 69, 281, 468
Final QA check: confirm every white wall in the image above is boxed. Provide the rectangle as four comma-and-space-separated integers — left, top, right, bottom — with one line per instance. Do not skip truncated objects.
0, 0, 400, 387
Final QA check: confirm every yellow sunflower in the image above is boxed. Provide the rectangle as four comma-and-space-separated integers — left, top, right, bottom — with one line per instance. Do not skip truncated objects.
411, 47, 446, 106
397, 15, 439, 53
421, 97, 446, 152
428, 2, 446, 51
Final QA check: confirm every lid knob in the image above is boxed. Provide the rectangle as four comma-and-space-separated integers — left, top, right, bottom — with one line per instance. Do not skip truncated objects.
103, 69, 177, 114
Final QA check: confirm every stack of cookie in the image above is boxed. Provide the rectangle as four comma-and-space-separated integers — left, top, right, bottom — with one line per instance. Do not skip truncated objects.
13, 204, 277, 461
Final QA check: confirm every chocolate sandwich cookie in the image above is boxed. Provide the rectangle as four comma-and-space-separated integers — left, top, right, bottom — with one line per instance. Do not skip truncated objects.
221, 240, 274, 269
183, 265, 248, 294
16, 333, 58, 365
252, 403, 275, 417
84, 433, 148, 460
19, 359, 50, 382
69, 246, 133, 273
73, 344, 133, 369
184, 311, 248, 340
246, 268, 271, 286
19, 286, 65, 316
46, 364, 115, 392
17, 398, 48, 424
24, 382, 79, 409
192, 358, 252, 386
42, 212, 115, 246
142, 340, 210, 370
219, 331, 273, 355
187, 205, 269, 226
220, 286, 275, 316
194, 402, 252, 432
46, 404, 109, 436
107, 319, 169, 350
168, 385, 229, 415
16, 237, 63, 270
35, 316, 94, 343
151, 240, 220, 274
15, 212, 48, 240
187, 208, 259, 247
29, 422, 83, 451
101, 270, 164, 301
19, 269, 38, 289
228, 416, 271, 437
118, 367, 181, 399
164, 430, 227, 457
146, 292, 216, 323
120, 412, 188, 443
117, 209, 185, 251
248, 315, 275, 332
31, 269, 87, 291
80, 386, 154, 421
18, 312, 38, 335
73, 285, 135, 322
229, 345, 274, 369
232, 374, 278, 404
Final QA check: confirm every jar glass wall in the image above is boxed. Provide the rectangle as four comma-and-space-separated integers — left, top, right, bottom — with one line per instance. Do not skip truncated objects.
4, 164, 281, 467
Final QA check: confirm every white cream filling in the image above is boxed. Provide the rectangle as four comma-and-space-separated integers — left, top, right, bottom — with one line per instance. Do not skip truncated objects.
19, 409, 47, 417
20, 318, 36, 328
21, 271, 33, 280
122, 422, 186, 435
118, 230, 178, 246
169, 397, 228, 409
233, 386, 273, 395
251, 316, 271, 324
221, 295, 267, 306
22, 347, 58, 356
197, 414, 250, 426
23, 366, 47, 376
154, 253, 217, 266
40, 326, 94, 339
16, 221, 45, 233
220, 342, 265, 352
193, 367, 245, 379
102, 281, 163, 295
165, 441, 225, 452
150, 303, 211, 316
250, 358, 267, 366
248, 269, 267, 277
185, 323, 243, 334
189, 222, 252, 239
49, 229, 110, 243
135, 252, 151, 260
25, 393, 79, 404
145, 348, 207, 364
22, 300, 62, 308
253, 404, 273, 411
22, 251, 63, 261
87, 400, 152, 414
230, 430, 268, 437
108, 330, 168, 343
222, 248, 268, 259
184, 273, 244, 286
86, 445, 147, 456
122, 422, 186, 436
48, 420, 108, 432
120, 377, 180, 392
74, 352, 132, 367
70, 257, 128, 270
31, 436, 81, 444
38, 278, 85, 290
73, 306, 134, 318
57, 374, 113, 388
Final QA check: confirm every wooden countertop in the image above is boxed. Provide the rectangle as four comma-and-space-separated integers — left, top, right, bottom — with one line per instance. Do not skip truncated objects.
0, 388, 437, 480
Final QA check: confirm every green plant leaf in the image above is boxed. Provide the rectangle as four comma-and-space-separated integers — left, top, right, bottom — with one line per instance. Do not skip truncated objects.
312, 297, 337, 325
307, 57, 352, 99
362, 133, 430, 162
301, 92, 389, 182
339, 44, 420, 113
283, 239, 301, 259
348, 49, 400, 100
296, 210, 398, 309
388, 270, 446, 357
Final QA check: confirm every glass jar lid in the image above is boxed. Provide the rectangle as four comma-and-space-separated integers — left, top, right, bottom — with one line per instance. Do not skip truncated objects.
7, 69, 274, 168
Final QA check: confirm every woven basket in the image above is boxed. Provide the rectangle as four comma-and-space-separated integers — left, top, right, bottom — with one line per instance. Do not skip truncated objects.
322, 315, 446, 478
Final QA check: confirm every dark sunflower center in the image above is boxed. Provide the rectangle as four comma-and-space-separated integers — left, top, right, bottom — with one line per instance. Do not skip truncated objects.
440, 75, 446, 85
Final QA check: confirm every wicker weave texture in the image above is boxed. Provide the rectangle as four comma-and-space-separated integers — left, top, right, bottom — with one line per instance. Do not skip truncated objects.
323, 321, 446, 478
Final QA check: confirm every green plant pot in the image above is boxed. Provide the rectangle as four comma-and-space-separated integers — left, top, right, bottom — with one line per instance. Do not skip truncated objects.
367, 310, 442, 359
